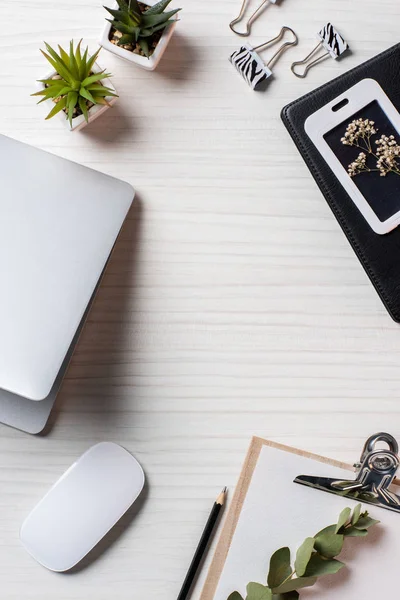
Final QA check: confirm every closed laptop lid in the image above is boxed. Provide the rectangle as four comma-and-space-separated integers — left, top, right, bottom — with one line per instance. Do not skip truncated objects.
0, 134, 134, 400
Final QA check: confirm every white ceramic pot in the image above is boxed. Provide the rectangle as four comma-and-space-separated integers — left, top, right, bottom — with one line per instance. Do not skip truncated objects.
36, 62, 118, 132
99, 0, 177, 71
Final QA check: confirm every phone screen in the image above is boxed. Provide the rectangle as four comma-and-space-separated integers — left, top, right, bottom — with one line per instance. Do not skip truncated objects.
324, 100, 400, 222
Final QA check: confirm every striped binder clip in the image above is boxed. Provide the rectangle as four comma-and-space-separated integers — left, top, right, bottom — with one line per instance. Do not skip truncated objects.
230, 27, 298, 91
295, 432, 400, 514
291, 23, 349, 78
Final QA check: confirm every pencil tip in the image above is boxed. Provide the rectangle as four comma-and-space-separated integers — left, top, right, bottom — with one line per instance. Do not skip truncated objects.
216, 487, 228, 505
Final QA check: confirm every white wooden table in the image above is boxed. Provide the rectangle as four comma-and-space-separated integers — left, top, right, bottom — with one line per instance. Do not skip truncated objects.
1, 0, 400, 597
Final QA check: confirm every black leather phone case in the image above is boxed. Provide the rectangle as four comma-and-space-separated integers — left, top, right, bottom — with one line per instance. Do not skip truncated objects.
281, 43, 400, 323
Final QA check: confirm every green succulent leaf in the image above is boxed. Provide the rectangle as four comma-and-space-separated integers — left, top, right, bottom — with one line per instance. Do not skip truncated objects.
272, 577, 317, 595
68, 41, 80, 79
115, 0, 130, 9
36, 85, 67, 103
118, 34, 136, 44
272, 593, 299, 600
351, 504, 362, 525
127, 0, 141, 13
79, 46, 88, 80
112, 20, 136, 35
131, 11, 142, 25
111, 0, 141, 25
81, 72, 110, 86
140, 19, 175, 36
94, 96, 111, 106
44, 42, 66, 65
141, 8, 180, 27
267, 548, 292, 590
36, 94, 58, 105
57, 44, 70, 65
37, 93, 59, 104
246, 582, 272, 600
66, 91, 78, 126
75, 39, 82, 69
85, 47, 101, 75
138, 38, 150, 57
79, 86, 96, 104
31, 86, 62, 98
78, 96, 89, 122
44, 43, 76, 85
86, 85, 116, 96
304, 554, 345, 578
294, 538, 314, 577
53, 86, 73, 98
40, 49, 73, 86
45, 96, 67, 120
104, 6, 131, 22
335, 507, 351, 533
37, 78, 65, 87
145, 0, 173, 14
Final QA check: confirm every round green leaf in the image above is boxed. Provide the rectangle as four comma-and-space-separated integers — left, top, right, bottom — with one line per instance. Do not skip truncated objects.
314, 532, 344, 558
228, 593, 245, 600
304, 554, 345, 577
351, 503, 362, 525
314, 524, 336, 538
246, 582, 272, 600
335, 507, 351, 533
294, 538, 314, 577
267, 548, 292, 589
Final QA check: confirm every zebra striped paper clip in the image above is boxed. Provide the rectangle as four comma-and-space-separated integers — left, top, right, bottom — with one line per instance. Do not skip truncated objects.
230, 27, 298, 91
291, 23, 349, 78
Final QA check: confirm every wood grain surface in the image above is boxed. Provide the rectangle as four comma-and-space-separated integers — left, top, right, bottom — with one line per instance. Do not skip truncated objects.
1, 0, 400, 598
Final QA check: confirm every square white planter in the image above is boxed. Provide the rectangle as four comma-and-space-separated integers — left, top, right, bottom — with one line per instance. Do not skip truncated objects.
99, 0, 177, 71
36, 62, 118, 132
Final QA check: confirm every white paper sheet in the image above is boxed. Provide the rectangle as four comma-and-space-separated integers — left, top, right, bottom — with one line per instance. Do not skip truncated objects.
214, 445, 397, 599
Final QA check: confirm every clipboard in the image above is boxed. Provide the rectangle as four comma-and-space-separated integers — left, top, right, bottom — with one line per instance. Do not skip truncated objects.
200, 436, 400, 600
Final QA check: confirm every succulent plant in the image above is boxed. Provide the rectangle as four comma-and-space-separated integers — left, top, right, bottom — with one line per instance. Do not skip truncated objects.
104, 0, 181, 58
32, 41, 117, 125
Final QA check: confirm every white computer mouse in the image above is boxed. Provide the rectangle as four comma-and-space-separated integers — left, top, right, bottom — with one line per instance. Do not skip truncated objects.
20, 442, 145, 572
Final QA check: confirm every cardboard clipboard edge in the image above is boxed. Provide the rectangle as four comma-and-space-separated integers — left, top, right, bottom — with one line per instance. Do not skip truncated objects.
200, 437, 356, 600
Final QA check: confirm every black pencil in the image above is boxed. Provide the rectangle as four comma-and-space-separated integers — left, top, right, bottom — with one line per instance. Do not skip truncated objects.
177, 487, 227, 600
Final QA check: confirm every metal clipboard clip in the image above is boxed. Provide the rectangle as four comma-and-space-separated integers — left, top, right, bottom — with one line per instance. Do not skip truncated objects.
295, 433, 400, 514
291, 22, 349, 78
229, 0, 279, 37
230, 27, 298, 91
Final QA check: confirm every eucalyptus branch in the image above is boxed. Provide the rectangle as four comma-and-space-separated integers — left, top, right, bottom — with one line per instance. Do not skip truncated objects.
227, 504, 379, 600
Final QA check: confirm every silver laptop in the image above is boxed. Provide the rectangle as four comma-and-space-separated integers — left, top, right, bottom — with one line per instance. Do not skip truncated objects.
0, 134, 134, 432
